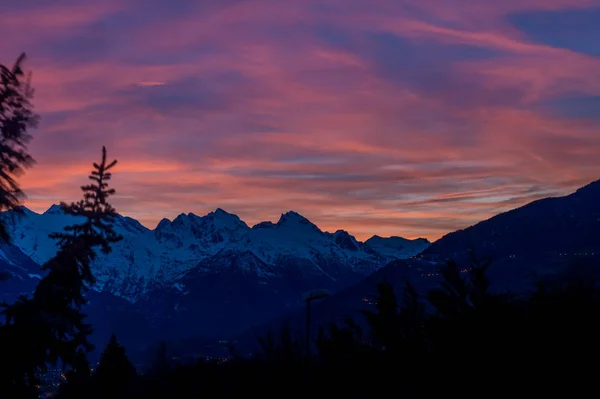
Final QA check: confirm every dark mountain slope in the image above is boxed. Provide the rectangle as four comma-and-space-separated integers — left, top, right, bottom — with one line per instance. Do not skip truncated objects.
231, 180, 600, 355
422, 180, 600, 260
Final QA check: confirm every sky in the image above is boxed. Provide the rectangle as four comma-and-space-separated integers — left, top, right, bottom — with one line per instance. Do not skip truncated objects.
1, 0, 599, 241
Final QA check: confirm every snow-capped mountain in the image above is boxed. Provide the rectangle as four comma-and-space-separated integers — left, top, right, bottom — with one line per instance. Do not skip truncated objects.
0, 205, 428, 303
365, 235, 431, 258
0, 239, 45, 303
0, 240, 155, 358
1, 205, 204, 301
154, 208, 249, 254
224, 211, 389, 279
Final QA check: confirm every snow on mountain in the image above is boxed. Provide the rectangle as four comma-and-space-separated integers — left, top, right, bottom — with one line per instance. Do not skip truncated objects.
223, 211, 386, 279
0, 205, 205, 301
365, 235, 431, 258
0, 239, 46, 303
154, 208, 249, 254
1, 206, 423, 303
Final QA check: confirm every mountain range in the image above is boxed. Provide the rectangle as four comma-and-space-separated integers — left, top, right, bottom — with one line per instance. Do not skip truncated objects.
0, 206, 430, 301
233, 179, 600, 354
2, 180, 599, 360
0, 205, 430, 353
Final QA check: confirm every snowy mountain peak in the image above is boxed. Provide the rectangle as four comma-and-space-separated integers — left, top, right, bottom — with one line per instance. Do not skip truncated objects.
277, 211, 319, 230
113, 216, 149, 234
204, 208, 248, 229
172, 212, 191, 224
367, 235, 429, 246
164, 209, 247, 231
154, 209, 249, 254
156, 218, 171, 229
252, 221, 275, 229
14, 205, 36, 215
44, 204, 64, 215
365, 235, 431, 258
334, 229, 351, 237
332, 229, 361, 251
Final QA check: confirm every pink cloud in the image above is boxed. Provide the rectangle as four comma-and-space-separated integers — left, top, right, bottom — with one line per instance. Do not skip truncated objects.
1, 0, 599, 241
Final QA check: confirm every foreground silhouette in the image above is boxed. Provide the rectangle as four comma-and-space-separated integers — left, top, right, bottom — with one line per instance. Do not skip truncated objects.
0, 53, 37, 280
46, 255, 598, 398
0, 147, 121, 398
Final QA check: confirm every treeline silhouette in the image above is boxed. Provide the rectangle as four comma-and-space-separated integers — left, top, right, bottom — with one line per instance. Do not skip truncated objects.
1, 54, 596, 398
51, 258, 600, 398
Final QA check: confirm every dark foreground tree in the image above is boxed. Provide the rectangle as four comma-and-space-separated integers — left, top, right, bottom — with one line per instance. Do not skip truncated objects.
55, 255, 598, 398
89, 334, 137, 399
0, 52, 37, 235
0, 147, 122, 397
0, 53, 37, 283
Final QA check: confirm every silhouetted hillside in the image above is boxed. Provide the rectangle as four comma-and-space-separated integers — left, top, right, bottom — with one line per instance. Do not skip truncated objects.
231, 180, 600, 355
423, 179, 600, 260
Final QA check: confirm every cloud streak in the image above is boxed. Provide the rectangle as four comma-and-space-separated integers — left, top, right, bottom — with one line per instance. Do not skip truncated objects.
1, 0, 599, 240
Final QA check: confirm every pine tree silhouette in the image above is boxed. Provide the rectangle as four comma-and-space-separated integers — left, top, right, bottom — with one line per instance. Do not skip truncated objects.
316, 317, 366, 364
92, 333, 137, 399
0, 53, 37, 399
40, 145, 122, 297
0, 53, 37, 243
361, 280, 401, 351
35, 146, 122, 360
0, 53, 37, 284
427, 258, 471, 319
0, 147, 122, 397
35, 145, 123, 363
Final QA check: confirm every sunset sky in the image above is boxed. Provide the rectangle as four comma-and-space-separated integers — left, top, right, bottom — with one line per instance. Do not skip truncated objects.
1, 0, 599, 241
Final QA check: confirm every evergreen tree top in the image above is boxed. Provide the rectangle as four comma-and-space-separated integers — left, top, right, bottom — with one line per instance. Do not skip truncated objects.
48, 146, 123, 258
0, 53, 38, 243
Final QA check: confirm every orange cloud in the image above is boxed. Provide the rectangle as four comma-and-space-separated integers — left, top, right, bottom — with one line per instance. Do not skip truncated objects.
2, 0, 599, 241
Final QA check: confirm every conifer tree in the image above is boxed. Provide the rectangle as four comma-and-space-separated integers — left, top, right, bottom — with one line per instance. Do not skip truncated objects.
361, 281, 401, 351
0, 53, 37, 398
34, 145, 123, 363
38, 145, 122, 301
91, 333, 137, 398
0, 146, 122, 396
0, 53, 37, 243
0, 53, 37, 284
